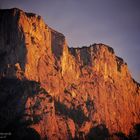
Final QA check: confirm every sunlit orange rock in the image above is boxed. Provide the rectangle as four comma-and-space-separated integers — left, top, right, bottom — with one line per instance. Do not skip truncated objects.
0, 8, 140, 140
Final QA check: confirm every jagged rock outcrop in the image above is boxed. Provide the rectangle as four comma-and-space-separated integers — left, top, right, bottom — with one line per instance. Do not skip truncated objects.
0, 8, 140, 140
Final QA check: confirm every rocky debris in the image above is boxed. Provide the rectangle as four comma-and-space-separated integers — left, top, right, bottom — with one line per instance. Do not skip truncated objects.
0, 8, 140, 140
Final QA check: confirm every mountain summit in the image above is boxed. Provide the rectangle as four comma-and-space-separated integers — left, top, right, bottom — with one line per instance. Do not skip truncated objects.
0, 8, 140, 140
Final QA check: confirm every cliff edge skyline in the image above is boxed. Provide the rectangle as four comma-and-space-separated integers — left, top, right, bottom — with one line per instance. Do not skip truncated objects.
1, 0, 140, 82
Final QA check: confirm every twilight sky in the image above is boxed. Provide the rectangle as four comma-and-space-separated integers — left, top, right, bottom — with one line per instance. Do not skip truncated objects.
0, 0, 140, 82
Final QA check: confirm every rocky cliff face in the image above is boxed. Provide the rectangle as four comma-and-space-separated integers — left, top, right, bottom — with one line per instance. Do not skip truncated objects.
0, 8, 140, 140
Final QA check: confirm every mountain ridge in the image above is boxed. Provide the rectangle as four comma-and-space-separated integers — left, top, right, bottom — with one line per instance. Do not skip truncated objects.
0, 8, 140, 140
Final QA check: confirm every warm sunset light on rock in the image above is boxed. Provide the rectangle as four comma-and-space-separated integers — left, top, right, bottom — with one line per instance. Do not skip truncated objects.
0, 8, 140, 140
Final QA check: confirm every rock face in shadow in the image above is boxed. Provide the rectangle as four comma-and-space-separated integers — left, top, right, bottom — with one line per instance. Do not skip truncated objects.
85, 124, 110, 140
0, 8, 140, 140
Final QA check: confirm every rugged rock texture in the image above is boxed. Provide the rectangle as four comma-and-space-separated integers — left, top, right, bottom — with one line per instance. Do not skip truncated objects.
0, 8, 140, 140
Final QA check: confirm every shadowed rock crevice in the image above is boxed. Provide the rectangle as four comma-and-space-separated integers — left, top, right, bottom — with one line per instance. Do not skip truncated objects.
85, 124, 110, 140
0, 78, 49, 139
0, 8, 27, 78
54, 99, 89, 126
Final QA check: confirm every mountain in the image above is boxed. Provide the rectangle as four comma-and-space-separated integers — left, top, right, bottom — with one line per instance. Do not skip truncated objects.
0, 8, 140, 140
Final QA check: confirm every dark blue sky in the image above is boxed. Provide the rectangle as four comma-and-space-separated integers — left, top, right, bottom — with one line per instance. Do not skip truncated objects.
0, 0, 140, 82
